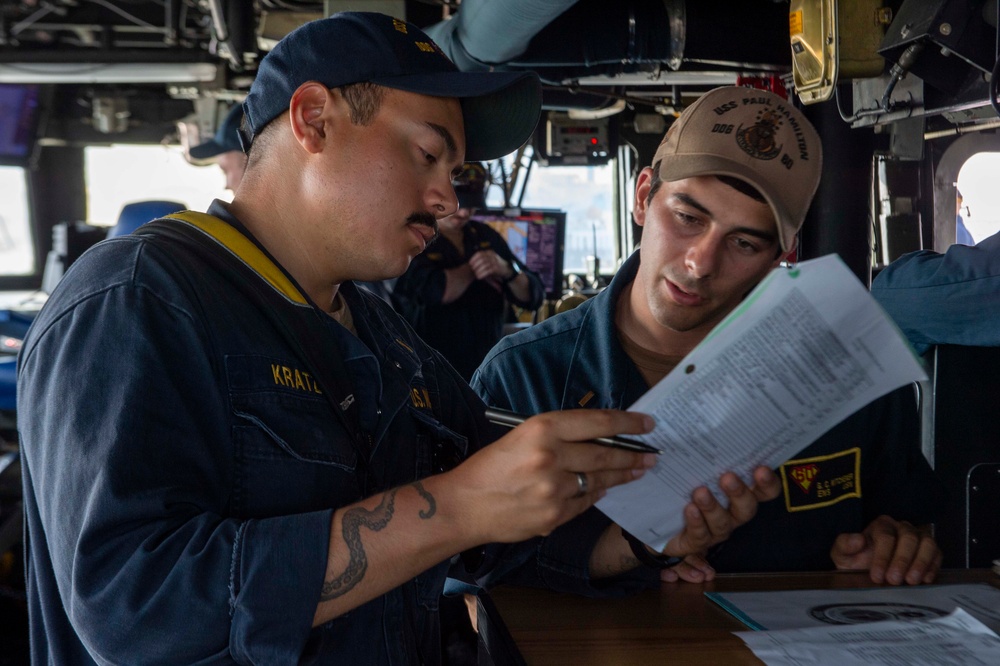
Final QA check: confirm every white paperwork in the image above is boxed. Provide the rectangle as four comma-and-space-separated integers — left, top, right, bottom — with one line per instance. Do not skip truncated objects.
737, 608, 1000, 666
595, 254, 926, 551
707, 582, 1000, 633
712, 582, 1000, 664
716, 583, 1000, 664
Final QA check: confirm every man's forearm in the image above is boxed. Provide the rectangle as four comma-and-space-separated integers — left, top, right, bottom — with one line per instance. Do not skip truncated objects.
312, 478, 476, 626
505, 271, 534, 303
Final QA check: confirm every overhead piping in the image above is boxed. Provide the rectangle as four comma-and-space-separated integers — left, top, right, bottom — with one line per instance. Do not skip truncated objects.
424, 0, 579, 70
207, 0, 242, 71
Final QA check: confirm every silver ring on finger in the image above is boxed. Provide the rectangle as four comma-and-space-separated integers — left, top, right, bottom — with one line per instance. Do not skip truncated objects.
573, 471, 589, 498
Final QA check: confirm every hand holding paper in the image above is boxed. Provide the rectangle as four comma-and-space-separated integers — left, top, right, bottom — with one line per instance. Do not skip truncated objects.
596, 255, 927, 552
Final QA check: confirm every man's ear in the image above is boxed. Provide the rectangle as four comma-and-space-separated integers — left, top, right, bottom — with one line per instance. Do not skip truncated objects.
632, 167, 655, 228
288, 82, 340, 154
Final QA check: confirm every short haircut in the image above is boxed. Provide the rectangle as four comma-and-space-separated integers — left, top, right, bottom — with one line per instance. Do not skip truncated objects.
340, 81, 386, 126
246, 81, 387, 167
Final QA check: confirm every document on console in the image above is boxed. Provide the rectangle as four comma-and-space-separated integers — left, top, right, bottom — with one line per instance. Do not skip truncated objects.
596, 254, 927, 552
737, 608, 1000, 666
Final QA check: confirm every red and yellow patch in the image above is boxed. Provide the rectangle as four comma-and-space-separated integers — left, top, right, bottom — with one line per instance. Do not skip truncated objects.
789, 463, 819, 493
779, 448, 861, 512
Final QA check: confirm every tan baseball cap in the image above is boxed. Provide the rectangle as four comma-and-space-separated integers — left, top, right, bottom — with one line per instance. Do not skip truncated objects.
653, 86, 822, 252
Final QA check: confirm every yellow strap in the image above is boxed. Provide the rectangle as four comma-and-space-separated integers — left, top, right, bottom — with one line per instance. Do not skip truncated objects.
163, 211, 309, 306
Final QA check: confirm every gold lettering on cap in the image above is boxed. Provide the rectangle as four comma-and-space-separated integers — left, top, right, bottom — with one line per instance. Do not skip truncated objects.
392, 18, 408, 34
415, 41, 435, 53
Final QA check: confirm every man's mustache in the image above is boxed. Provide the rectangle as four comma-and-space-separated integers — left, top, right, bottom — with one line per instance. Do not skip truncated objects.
408, 212, 439, 244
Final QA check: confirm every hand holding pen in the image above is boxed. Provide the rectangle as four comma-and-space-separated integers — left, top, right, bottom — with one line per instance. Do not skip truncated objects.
437, 408, 657, 546
485, 408, 662, 454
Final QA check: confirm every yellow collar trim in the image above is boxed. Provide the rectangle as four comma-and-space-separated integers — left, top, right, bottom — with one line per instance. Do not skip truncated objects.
164, 211, 309, 306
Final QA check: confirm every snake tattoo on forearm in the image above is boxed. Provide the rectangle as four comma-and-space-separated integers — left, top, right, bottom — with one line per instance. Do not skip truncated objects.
320, 481, 437, 601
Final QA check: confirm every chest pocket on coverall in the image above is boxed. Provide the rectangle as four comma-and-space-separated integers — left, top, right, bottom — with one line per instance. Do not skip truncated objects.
228, 354, 361, 518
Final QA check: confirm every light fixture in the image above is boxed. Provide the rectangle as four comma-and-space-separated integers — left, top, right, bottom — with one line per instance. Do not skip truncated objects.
0, 62, 220, 84
789, 0, 887, 104
572, 71, 740, 87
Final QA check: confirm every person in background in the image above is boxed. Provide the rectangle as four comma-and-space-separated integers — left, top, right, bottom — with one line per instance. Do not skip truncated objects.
955, 188, 975, 246
392, 162, 545, 379
189, 102, 247, 192
872, 222, 1000, 355
474, 85, 943, 586
17, 14, 778, 664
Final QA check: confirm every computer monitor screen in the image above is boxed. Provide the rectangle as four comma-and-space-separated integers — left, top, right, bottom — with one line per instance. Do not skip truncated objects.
0, 84, 41, 163
476, 208, 565, 300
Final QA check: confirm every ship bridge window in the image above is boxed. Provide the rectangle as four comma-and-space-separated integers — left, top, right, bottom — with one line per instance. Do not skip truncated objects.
511, 162, 616, 276
85, 145, 229, 227
0, 166, 33, 277
955, 152, 1000, 246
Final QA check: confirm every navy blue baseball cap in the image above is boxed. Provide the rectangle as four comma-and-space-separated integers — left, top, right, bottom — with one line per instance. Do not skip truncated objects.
190, 103, 244, 159
241, 11, 541, 161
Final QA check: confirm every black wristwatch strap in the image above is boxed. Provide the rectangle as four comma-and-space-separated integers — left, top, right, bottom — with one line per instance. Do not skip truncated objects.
501, 260, 521, 284
622, 528, 683, 569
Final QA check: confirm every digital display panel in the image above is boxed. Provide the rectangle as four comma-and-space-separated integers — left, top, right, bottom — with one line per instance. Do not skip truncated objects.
476, 208, 566, 300
0, 84, 41, 162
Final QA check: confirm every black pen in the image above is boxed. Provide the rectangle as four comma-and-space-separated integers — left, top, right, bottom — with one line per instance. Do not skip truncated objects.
484, 408, 663, 454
